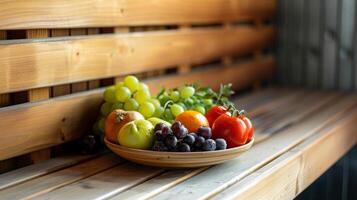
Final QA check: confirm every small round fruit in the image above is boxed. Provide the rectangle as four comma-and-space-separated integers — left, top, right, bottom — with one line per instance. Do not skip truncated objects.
115, 82, 124, 88
154, 122, 166, 132
197, 126, 212, 139
124, 98, 139, 111
173, 126, 188, 139
175, 110, 209, 133
240, 115, 254, 142
138, 83, 149, 91
138, 102, 155, 118
215, 139, 227, 150
183, 134, 195, 145
153, 106, 164, 118
178, 143, 191, 152
170, 91, 180, 102
202, 139, 216, 151
165, 134, 178, 148
115, 86, 132, 102
205, 106, 230, 127
103, 86, 116, 103
194, 106, 206, 114
101, 102, 113, 116
163, 108, 175, 121
189, 133, 198, 140
111, 102, 124, 111
124, 75, 139, 92
180, 86, 195, 99
152, 141, 168, 151
149, 98, 161, 108
134, 90, 151, 104
194, 136, 205, 149
203, 99, 213, 106
155, 130, 166, 141
118, 119, 155, 149
148, 117, 171, 128
170, 104, 184, 117
105, 110, 144, 143
161, 126, 173, 136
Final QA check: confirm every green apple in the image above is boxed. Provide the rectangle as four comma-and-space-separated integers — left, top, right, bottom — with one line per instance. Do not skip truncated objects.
118, 119, 154, 149
147, 117, 171, 127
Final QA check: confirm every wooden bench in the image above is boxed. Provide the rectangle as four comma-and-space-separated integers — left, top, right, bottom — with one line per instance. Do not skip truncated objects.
0, 1, 356, 199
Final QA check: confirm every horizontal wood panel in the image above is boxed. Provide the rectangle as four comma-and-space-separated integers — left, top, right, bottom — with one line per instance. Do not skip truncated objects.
0, 27, 275, 93
0, 58, 274, 160
0, 0, 276, 30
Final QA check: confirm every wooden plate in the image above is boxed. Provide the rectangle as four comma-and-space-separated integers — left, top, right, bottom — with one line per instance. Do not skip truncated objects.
104, 138, 254, 168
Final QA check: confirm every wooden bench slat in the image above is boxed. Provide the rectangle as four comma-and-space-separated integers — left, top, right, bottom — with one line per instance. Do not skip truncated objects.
35, 163, 164, 200
110, 168, 207, 200
0, 154, 122, 200
0, 0, 276, 30
0, 27, 275, 93
149, 95, 357, 200
0, 58, 274, 161
212, 108, 357, 200
0, 154, 96, 190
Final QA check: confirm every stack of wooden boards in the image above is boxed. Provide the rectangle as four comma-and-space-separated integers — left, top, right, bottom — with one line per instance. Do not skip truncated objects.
0, 88, 356, 199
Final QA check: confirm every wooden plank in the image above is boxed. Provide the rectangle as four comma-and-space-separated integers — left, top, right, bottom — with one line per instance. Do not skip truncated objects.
35, 163, 164, 200
0, 27, 275, 93
0, 154, 96, 190
87, 28, 101, 90
0, 58, 274, 160
0, 30, 10, 107
111, 168, 207, 200
0, 154, 122, 200
51, 29, 71, 97
211, 108, 357, 200
0, 0, 276, 30
26, 29, 52, 163
149, 96, 357, 200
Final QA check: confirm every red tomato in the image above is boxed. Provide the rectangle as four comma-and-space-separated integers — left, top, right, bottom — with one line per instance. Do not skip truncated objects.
212, 114, 247, 148
205, 106, 230, 127
240, 116, 254, 142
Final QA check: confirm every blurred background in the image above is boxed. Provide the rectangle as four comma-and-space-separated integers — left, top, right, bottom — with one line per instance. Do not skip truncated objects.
278, 0, 356, 199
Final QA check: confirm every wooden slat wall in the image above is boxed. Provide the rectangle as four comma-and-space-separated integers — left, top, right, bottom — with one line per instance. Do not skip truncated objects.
0, 0, 277, 170
278, 0, 357, 199
0, 0, 276, 29
278, 0, 357, 91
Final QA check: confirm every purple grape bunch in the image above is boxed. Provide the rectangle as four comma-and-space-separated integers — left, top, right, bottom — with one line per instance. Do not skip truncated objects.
152, 122, 227, 152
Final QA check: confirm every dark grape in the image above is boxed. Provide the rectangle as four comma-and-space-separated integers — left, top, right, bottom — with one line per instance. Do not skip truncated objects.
165, 134, 178, 148
154, 122, 166, 132
173, 125, 188, 139
178, 143, 191, 152
171, 121, 182, 131
155, 130, 167, 141
194, 136, 205, 149
152, 141, 168, 151
189, 133, 198, 140
183, 134, 195, 145
215, 139, 227, 150
202, 139, 216, 151
161, 126, 173, 136
197, 126, 212, 139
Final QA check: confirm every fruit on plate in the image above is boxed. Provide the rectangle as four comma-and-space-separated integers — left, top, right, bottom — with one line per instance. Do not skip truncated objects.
212, 114, 248, 148
205, 105, 231, 127
175, 110, 209, 133
118, 119, 155, 149
239, 115, 254, 141
105, 109, 144, 143
152, 121, 227, 152
147, 117, 171, 127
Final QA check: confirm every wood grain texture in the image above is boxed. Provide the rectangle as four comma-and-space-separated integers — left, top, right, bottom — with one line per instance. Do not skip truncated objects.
0, 154, 95, 190
0, 0, 276, 29
26, 29, 52, 163
212, 108, 357, 200
35, 163, 164, 200
0, 58, 274, 160
0, 30, 9, 107
0, 27, 275, 93
150, 96, 357, 200
0, 154, 122, 200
